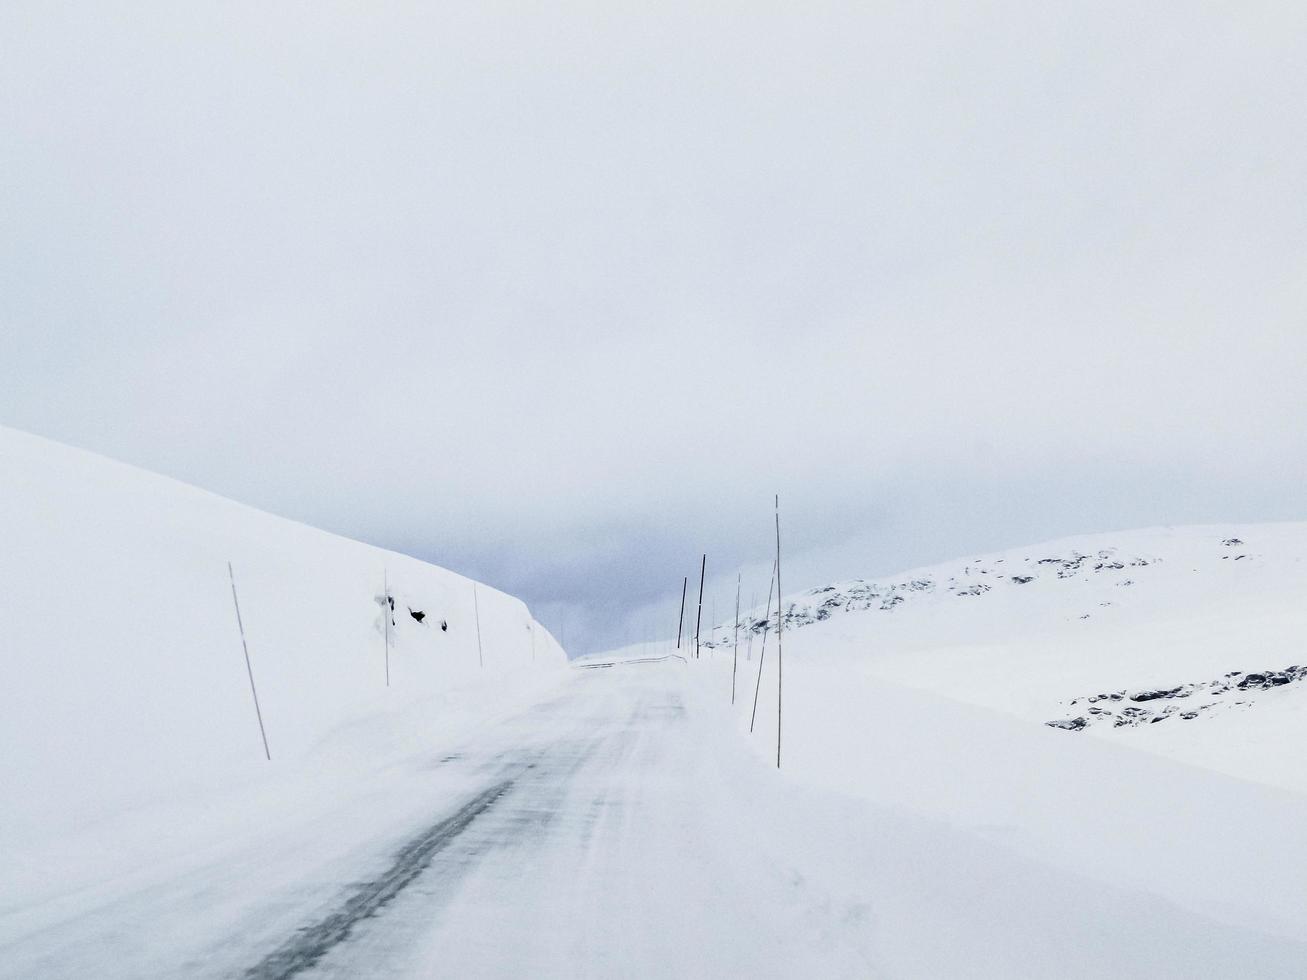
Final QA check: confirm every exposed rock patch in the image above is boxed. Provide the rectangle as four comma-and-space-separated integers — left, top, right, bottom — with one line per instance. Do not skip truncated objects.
1047, 664, 1307, 731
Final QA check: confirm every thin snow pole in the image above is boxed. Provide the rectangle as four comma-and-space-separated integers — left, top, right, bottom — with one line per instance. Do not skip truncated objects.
694, 554, 706, 660
775, 493, 783, 769
473, 583, 484, 669
732, 572, 741, 704
676, 576, 687, 649
227, 562, 271, 761
383, 568, 391, 687
750, 559, 777, 734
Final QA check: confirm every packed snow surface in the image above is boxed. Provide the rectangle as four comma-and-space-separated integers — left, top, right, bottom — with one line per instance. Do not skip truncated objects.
7, 659, 1307, 978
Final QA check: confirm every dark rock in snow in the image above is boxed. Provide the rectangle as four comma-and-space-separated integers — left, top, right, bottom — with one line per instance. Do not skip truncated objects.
1046, 717, 1087, 731
1051, 664, 1307, 732
1131, 687, 1182, 703
1236, 668, 1307, 690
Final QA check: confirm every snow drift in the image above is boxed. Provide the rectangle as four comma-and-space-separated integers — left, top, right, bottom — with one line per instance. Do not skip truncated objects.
0, 424, 565, 880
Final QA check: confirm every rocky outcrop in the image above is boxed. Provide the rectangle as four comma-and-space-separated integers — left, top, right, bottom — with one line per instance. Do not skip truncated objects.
1046, 664, 1307, 731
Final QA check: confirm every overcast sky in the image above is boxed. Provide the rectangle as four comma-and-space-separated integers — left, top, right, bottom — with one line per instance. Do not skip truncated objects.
3, 2, 1306, 653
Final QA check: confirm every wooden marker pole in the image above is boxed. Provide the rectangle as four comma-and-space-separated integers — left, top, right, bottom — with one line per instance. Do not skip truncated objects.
775, 493, 784, 769
228, 562, 271, 761
750, 559, 777, 734
676, 576, 687, 649
473, 583, 484, 669
694, 554, 706, 660
732, 572, 741, 704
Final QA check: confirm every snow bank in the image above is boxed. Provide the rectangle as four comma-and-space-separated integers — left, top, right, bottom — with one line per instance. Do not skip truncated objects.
0, 424, 565, 880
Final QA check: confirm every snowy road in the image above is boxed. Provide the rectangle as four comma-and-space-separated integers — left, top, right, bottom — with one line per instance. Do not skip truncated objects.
236, 664, 886, 978
6, 660, 1307, 978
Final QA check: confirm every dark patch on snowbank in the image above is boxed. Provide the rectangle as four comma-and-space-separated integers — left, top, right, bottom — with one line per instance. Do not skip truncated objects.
1046, 664, 1307, 731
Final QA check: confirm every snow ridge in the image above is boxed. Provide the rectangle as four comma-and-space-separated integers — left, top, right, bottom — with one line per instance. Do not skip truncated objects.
712, 541, 1174, 643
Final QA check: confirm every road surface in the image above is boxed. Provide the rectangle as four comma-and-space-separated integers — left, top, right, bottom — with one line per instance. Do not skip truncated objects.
233, 661, 884, 978
4, 660, 1306, 978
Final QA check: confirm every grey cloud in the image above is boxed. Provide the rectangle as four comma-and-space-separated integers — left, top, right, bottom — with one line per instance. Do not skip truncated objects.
3, 2, 1305, 652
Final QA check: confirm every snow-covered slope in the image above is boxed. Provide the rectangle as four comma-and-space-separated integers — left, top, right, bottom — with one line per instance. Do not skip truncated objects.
718, 523, 1307, 946
718, 523, 1307, 788
0, 424, 565, 909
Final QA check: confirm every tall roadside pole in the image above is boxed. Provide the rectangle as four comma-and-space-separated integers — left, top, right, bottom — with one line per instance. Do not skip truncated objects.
750, 559, 777, 734
228, 562, 271, 761
774, 494, 784, 769
732, 572, 741, 704
694, 554, 706, 660
678, 576, 689, 650
473, 582, 484, 669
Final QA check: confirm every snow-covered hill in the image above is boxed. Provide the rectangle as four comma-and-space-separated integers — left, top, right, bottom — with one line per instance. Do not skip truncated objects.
715, 523, 1307, 786
734, 525, 1303, 648
0, 424, 565, 914
716, 523, 1307, 947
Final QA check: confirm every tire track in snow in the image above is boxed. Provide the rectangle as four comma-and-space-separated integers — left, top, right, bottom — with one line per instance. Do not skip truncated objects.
242, 779, 514, 980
